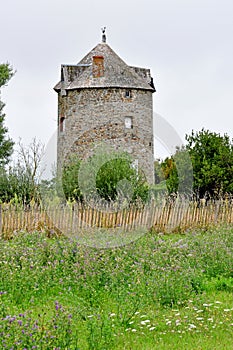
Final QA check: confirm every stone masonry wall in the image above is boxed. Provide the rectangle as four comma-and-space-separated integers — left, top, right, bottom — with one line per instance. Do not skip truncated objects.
57, 87, 154, 183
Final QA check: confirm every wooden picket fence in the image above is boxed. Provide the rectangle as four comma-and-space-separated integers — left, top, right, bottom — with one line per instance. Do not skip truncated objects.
0, 199, 233, 239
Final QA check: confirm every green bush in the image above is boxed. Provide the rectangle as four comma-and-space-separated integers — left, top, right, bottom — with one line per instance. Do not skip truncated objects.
61, 151, 149, 204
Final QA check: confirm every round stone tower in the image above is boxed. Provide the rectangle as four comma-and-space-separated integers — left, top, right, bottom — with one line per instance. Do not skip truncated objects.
54, 32, 155, 183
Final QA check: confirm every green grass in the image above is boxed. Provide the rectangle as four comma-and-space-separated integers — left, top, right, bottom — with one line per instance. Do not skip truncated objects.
0, 225, 233, 349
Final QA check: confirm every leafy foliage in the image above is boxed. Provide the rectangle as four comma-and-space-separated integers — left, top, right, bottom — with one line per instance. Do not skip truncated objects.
0, 165, 35, 204
0, 63, 14, 87
62, 155, 83, 202
160, 129, 233, 198
0, 138, 44, 204
154, 159, 165, 184
0, 63, 14, 167
62, 152, 149, 204
185, 129, 233, 197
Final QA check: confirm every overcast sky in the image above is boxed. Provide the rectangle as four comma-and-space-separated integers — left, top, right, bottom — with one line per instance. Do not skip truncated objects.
1, 0, 233, 161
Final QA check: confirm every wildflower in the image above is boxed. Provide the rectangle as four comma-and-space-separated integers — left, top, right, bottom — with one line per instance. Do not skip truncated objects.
149, 327, 155, 331
131, 329, 137, 332
188, 324, 196, 329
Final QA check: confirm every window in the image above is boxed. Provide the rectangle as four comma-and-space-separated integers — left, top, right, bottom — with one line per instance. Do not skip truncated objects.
125, 116, 132, 129
125, 90, 132, 98
61, 89, 67, 97
92, 56, 104, 78
59, 117, 66, 133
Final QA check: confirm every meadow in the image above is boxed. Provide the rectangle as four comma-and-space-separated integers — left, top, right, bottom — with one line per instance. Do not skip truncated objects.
0, 225, 233, 349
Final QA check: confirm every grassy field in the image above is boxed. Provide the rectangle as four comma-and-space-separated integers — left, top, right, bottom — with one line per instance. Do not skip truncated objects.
0, 225, 233, 349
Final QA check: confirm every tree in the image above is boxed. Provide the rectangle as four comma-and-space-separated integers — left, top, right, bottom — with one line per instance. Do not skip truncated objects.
96, 155, 149, 203
185, 129, 233, 198
162, 129, 233, 198
62, 155, 83, 202
0, 138, 45, 204
62, 151, 149, 204
161, 156, 179, 195
154, 159, 165, 184
0, 63, 14, 166
0, 163, 35, 204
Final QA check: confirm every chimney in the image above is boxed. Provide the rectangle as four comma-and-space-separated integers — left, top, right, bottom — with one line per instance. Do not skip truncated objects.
92, 56, 104, 78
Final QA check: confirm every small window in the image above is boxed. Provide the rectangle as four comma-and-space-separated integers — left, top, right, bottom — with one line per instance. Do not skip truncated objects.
125, 116, 132, 129
61, 67, 65, 82
125, 90, 132, 98
59, 117, 66, 133
61, 89, 67, 97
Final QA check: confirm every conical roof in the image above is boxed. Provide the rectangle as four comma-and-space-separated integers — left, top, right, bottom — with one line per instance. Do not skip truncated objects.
54, 42, 155, 92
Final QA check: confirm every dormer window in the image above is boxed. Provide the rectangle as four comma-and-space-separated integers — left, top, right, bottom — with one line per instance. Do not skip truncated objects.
92, 56, 104, 78
125, 90, 132, 98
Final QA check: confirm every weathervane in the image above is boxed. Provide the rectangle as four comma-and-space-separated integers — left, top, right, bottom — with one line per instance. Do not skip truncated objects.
101, 27, 106, 43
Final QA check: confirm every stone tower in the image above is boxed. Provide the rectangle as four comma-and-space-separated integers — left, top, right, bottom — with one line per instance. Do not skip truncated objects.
54, 32, 155, 183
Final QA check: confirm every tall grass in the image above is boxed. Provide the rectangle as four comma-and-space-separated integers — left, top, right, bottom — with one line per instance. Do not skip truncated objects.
0, 225, 233, 349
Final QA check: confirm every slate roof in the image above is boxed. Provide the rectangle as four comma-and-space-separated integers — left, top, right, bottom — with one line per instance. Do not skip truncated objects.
54, 42, 155, 92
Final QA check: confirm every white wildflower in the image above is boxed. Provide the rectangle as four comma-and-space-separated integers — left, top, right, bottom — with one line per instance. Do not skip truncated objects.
189, 324, 196, 329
